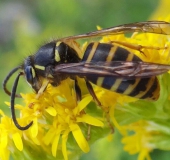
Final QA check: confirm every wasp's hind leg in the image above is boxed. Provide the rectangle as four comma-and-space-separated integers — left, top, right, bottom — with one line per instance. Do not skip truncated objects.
85, 80, 101, 106
85, 80, 114, 134
110, 40, 167, 55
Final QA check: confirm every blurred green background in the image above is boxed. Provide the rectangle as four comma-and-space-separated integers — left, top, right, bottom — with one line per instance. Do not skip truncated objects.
0, 0, 170, 159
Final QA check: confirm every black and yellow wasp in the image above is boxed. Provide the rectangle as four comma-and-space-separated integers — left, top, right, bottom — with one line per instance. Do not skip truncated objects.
3, 21, 170, 130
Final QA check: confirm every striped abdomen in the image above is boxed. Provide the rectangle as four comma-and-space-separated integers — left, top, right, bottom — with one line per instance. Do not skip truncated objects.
82, 42, 160, 100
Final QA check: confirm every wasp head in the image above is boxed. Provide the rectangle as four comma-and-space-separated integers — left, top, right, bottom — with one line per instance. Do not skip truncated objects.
23, 42, 58, 92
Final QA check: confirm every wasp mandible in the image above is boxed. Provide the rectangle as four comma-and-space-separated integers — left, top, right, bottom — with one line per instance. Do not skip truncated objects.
3, 21, 170, 130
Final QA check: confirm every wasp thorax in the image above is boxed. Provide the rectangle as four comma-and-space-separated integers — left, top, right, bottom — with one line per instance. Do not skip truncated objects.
55, 41, 80, 63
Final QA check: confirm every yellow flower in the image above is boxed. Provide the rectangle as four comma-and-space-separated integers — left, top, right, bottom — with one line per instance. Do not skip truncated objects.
121, 121, 152, 160
0, 110, 23, 160
11, 79, 104, 160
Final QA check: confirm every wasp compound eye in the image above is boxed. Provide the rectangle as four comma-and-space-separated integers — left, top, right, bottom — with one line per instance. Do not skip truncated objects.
25, 66, 35, 85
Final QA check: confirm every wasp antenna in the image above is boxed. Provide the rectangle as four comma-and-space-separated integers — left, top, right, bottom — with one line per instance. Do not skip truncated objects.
11, 72, 33, 130
3, 66, 22, 98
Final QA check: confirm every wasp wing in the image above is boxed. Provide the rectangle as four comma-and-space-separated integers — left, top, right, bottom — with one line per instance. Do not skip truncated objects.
53, 61, 170, 79
59, 21, 170, 41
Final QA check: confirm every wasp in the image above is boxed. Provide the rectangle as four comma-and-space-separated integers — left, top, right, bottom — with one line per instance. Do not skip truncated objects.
3, 21, 170, 130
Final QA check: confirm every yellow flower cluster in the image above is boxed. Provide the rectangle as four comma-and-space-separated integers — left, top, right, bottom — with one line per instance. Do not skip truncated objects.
4, 79, 105, 160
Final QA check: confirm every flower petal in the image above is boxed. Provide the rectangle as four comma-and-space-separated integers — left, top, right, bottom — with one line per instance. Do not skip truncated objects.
77, 114, 104, 127
12, 132, 23, 151
138, 149, 151, 160
0, 110, 5, 116
4, 102, 10, 107
45, 106, 57, 116
62, 131, 69, 160
30, 118, 38, 138
0, 147, 10, 160
0, 132, 8, 148
70, 124, 89, 153
76, 96, 92, 112
52, 133, 60, 157
43, 128, 56, 145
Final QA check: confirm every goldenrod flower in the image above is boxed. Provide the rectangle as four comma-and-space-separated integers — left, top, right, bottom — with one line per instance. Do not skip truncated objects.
0, 110, 23, 160
5, 79, 106, 160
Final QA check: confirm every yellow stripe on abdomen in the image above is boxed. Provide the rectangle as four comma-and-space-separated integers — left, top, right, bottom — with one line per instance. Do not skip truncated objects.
97, 77, 105, 86
106, 45, 118, 62
86, 42, 99, 61
110, 79, 123, 91
123, 78, 140, 95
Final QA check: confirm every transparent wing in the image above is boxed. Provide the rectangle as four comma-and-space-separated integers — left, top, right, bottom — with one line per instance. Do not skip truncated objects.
59, 21, 170, 41
53, 61, 170, 79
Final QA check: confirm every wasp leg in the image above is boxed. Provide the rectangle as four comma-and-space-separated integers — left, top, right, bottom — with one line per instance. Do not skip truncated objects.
110, 40, 167, 52
85, 80, 114, 134
36, 79, 49, 99
105, 109, 114, 134
85, 80, 101, 106
74, 78, 82, 102
87, 125, 91, 141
